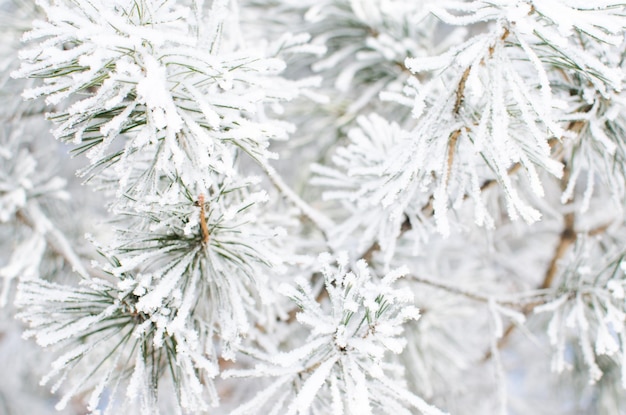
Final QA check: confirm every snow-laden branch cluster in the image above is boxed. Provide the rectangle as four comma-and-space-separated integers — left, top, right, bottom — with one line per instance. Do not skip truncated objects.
12, 0, 306, 201
103, 178, 288, 357
11, 179, 288, 413
8, 0, 307, 412
535, 239, 626, 387
311, 0, 626, 264
16, 275, 220, 414
225, 253, 446, 415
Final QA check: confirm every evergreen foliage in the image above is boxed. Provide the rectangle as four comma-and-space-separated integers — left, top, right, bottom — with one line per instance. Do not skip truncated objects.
1, 0, 626, 414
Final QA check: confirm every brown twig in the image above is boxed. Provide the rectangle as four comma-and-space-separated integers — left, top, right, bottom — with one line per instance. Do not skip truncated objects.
361, 242, 381, 265
361, 216, 412, 264
477, 163, 523, 194
446, 129, 462, 182
197, 194, 210, 245
482, 212, 576, 361
541, 212, 576, 290
409, 274, 502, 305
454, 67, 472, 115
588, 222, 613, 237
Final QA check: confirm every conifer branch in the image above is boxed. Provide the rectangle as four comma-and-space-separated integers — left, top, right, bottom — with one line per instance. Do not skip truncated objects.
4, 1, 626, 413
481, 112, 597, 359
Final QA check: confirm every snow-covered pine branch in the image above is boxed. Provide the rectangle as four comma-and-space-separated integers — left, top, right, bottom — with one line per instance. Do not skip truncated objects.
312, 0, 625, 261
12, 0, 302, 201
2, 0, 626, 414
225, 253, 446, 415
534, 236, 626, 387
8, 0, 311, 412
16, 275, 220, 414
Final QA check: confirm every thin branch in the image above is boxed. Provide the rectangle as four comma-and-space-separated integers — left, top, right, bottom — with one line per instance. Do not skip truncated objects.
196, 194, 210, 245
255, 157, 334, 239
541, 211, 576, 290
17, 201, 90, 279
477, 163, 522, 194
408, 273, 549, 308
362, 218, 411, 264
454, 66, 471, 115
410, 274, 494, 304
446, 129, 462, 184
588, 221, 613, 236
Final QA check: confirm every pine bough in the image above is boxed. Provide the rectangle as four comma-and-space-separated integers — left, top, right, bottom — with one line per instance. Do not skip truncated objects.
1, 0, 626, 414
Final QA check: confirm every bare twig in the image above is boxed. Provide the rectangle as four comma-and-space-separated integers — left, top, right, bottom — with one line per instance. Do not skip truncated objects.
408, 273, 550, 308
541, 212, 576, 290
409, 274, 495, 304
588, 222, 613, 236
255, 157, 334, 239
